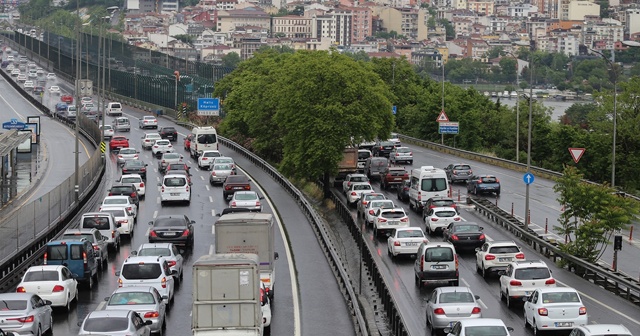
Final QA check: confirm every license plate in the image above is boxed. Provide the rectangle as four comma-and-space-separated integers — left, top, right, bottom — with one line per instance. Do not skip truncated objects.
555, 322, 573, 327
499, 258, 512, 262
234, 187, 244, 190
163, 232, 178, 236
170, 193, 180, 196
432, 265, 447, 270
389, 221, 399, 225
394, 178, 402, 181
405, 242, 418, 246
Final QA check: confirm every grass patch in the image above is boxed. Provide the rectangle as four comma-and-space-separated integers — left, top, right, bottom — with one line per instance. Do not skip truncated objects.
323, 198, 336, 211
302, 181, 323, 201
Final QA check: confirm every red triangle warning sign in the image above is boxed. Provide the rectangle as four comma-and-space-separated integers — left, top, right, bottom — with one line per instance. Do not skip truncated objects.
436, 110, 449, 122
569, 148, 585, 163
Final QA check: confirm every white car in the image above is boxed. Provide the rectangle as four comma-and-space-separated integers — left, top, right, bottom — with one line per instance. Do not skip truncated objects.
475, 241, 525, 278
261, 281, 272, 329
424, 207, 461, 236
48, 85, 60, 94
17, 74, 27, 82
342, 173, 369, 194
117, 147, 139, 165
524, 287, 588, 334
570, 324, 632, 336
100, 195, 138, 219
100, 206, 136, 236
387, 227, 427, 258
46, 72, 56, 80
141, 133, 162, 150
120, 174, 146, 198
197, 150, 222, 169
363, 199, 395, 226
100, 125, 114, 139
229, 191, 262, 212
373, 207, 410, 238
388, 133, 401, 147
133, 243, 184, 283
445, 318, 513, 336
28, 70, 37, 78
23, 80, 34, 90
16, 265, 78, 310
115, 256, 176, 308
138, 116, 158, 129
499, 260, 556, 308
151, 139, 174, 158
11, 69, 20, 76
345, 182, 374, 206
356, 193, 387, 219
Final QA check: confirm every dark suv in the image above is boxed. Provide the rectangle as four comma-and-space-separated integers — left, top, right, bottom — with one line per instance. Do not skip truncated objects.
108, 183, 140, 207
223, 175, 252, 200
372, 141, 395, 157
159, 126, 178, 142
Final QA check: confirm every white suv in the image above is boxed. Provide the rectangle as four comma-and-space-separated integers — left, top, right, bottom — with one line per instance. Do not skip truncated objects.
475, 241, 525, 278
116, 256, 176, 305
159, 174, 191, 205
141, 133, 162, 150
499, 260, 556, 308
373, 207, 410, 238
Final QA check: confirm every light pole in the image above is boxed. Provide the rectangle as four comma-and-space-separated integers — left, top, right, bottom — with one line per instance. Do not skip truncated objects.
524, 44, 535, 230
74, 7, 82, 203
441, 52, 445, 145
507, 51, 520, 162
589, 47, 617, 187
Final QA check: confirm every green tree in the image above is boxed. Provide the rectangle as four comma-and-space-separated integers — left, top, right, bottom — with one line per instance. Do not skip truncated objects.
427, 16, 436, 29
560, 103, 597, 128
221, 52, 241, 69
438, 19, 454, 40
172, 34, 194, 45
486, 46, 505, 59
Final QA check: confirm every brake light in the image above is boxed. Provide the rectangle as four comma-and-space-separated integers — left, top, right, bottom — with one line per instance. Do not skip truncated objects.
82, 252, 88, 270
418, 194, 422, 201
471, 307, 481, 314
118, 155, 123, 158
181, 229, 190, 237
394, 241, 401, 246
256, 201, 261, 207
484, 254, 495, 260
379, 146, 384, 150
450, 235, 459, 241
430, 218, 438, 221
400, 217, 409, 222
579, 307, 587, 315
244, 185, 250, 190
453, 217, 461, 221
186, 185, 189, 192
161, 277, 167, 288
139, 182, 144, 187
453, 170, 458, 174
396, 153, 399, 156
225, 186, 231, 190
369, 210, 375, 215
140, 167, 146, 172
144, 311, 160, 318
362, 201, 369, 206
545, 279, 556, 285
127, 206, 133, 212
378, 218, 387, 222
43, 252, 48, 264
153, 145, 158, 148
8, 315, 34, 323
161, 186, 165, 193
515, 253, 525, 259
351, 192, 357, 196
538, 308, 548, 316
202, 157, 208, 160
162, 160, 165, 163
16, 287, 26, 293
211, 171, 216, 176
167, 260, 177, 267
150, 231, 158, 237
510, 280, 522, 286
108, 192, 113, 196
479, 234, 486, 240
52, 285, 64, 293
112, 230, 116, 238
433, 308, 445, 315
93, 244, 100, 251
131, 192, 136, 198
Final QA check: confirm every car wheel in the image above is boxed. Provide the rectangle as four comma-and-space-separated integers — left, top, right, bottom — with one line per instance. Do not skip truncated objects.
524, 310, 529, 327
532, 319, 540, 336
482, 264, 488, 278
429, 318, 436, 334
415, 274, 422, 288
35, 325, 41, 336
506, 291, 512, 308
65, 293, 72, 311
499, 289, 505, 301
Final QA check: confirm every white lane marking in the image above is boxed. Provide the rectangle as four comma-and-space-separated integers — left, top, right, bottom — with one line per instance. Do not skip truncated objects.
200, 175, 204, 180
208, 196, 213, 203
154, 168, 158, 173
156, 197, 160, 204
212, 225, 215, 235
555, 279, 640, 326
96, 301, 106, 311
236, 165, 301, 336
209, 244, 214, 255
153, 210, 158, 219
205, 185, 210, 191
211, 209, 216, 217
156, 176, 160, 182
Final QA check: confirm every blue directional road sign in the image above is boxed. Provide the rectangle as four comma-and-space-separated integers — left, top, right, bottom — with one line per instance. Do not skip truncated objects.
197, 98, 220, 116
392, 106, 397, 115
438, 122, 459, 134
523, 172, 535, 185
2, 118, 26, 130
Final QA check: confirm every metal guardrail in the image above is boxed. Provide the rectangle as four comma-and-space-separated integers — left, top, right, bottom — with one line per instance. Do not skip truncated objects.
470, 196, 640, 305
0, 64, 104, 292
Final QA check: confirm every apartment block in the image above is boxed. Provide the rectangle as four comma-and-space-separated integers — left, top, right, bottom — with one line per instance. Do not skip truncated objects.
216, 8, 271, 33
467, 0, 494, 15
626, 9, 640, 36
567, 0, 600, 20
375, 7, 428, 40
272, 15, 312, 38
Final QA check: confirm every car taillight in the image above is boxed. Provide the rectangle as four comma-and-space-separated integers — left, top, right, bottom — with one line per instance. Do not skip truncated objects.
112, 230, 116, 238
244, 185, 250, 190
162, 160, 165, 163
362, 201, 368, 206
579, 307, 587, 315
225, 186, 231, 190
108, 192, 113, 196
211, 171, 216, 176
52, 285, 65, 293
127, 206, 133, 212
471, 307, 481, 314
510, 280, 522, 286
484, 254, 495, 260
433, 308, 445, 315
400, 217, 409, 222
453, 217, 461, 221
131, 192, 136, 198
369, 210, 375, 215
379, 146, 384, 150
150, 231, 158, 237
118, 278, 123, 287
167, 260, 177, 267
43, 252, 48, 264
16, 287, 26, 293
161, 277, 167, 288
378, 218, 387, 222
139, 182, 144, 187
93, 244, 100, 251
395, 153, 399, 156
153, 145, 158, 148
161, 186, 165, 192
418, 194, 422, 201
545, 279, 556, 285
144, 311, 160, 318
256, 201, 261, 207
515, 253, 525, 259
538, 308, 548, 316
8, 315, 34, 323
450, 235, 459, 240
181, 229, 190, 237
351, 192, 357, 196
393, 241, 401, 246
186, 185, 189, 192
117, 155, 123, 158
140, 167, 146, 172
479, 234, 486, 240
430, 218, 438, 221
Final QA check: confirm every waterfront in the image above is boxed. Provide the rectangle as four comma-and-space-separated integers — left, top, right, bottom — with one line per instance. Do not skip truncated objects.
490, 97, 580, 122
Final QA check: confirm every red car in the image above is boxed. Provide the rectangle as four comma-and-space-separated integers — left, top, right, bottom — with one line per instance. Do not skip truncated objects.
184, 134, 193, 151
109, 136, 130, 151
61, 95, 73, 104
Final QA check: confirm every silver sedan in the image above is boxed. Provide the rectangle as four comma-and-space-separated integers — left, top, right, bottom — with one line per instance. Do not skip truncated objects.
103, 287, 167, 334
426, 286, 482, 334
78, 309, 151, 336
209, 163, 234, 185
117, 147, 139, 165
0, 293, 53, 336
229, 191, 263, 212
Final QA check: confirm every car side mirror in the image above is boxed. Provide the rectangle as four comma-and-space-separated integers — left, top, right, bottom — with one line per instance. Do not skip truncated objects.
102, 236, 108, 241
115, 271, 121, 276
479, 227, 484, 230
145, 164, 148, 167
522, 296, 529, 302
497, 270, 506, 276
274, 252, 279, 260
259, 196, 264, 200
191, 220, 196, 224
475, 247, 480, 252
130, 251, 138, 256
104, 297, 110, 301
162, 295, 169, 301
148, 221, 154, 225
141, 136, 144, 139
507, 327, 514, 332
77, 322, 83, 327
474, 295, 480, 300
71, 273, 79, 279
189, 182, 193, 186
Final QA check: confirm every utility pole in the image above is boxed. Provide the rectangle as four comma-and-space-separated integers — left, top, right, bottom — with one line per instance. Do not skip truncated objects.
74, 2, 82, 202
515, 58, 520, 162
441, 54, 445, 145
524, 44, 534, 230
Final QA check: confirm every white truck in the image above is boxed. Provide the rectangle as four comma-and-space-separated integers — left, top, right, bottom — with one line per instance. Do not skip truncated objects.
215, 213, 279, 300
192, 253, 264, 336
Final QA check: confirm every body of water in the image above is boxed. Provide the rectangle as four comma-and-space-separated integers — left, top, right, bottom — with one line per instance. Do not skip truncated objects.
490, 97, 580, 122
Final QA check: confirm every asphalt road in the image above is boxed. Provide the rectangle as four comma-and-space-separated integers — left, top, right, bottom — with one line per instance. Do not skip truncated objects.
334, 177, 640, 336
395, 140, 640, 280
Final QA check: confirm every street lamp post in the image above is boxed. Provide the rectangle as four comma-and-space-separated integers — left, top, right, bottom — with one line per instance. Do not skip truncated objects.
524, 48, 534, 230
74, 9, 82, 203
506, 52, 520, 162
440, 53, 445, 145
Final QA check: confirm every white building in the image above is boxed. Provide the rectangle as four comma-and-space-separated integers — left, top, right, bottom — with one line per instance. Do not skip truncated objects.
626, 9, 640, 37
507, 4, 538, 17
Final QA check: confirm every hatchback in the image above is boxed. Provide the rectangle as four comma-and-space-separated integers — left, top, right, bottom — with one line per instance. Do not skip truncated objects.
116, 256, 176, 304
104, 287, 167, 334
445, 318, 513, 336
100, 196, 138, 218
158, 152, 184, 173
230, 191, 263, 212
467, 175, 501, 196
133, 243, 184, 283
159, 174, 192, 205
152, 139, 174, 158
524, 287, 588, 334
373, 207, 410, 238
387, 227, 427, 258
499, 260, 556, 308
389, 146, 413, 164
198, 150, 222, 169
119, 174, 146, 198
78, 310, 151, 336
424, 207, 461, 235
0, 293, 53, 336
346, 182, 374, 207
117, 147, 139, 165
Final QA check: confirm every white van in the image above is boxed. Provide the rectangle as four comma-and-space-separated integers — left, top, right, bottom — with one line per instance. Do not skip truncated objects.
106, 102, 123, 116
408, 166, 449, 212
80, 212, 121, 251
189, 126, 218, 159
414, 242, 459, 287
113, 117, 130, 132
159, 174, 192, 205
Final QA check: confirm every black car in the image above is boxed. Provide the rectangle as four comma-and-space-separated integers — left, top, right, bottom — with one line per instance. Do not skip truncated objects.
422, 197, 458, 219
372, 141, 395, 157
122, 160, 148, 181
396, 179, 410, 201
222, 175, 252, 200
108, 183, 140, 206
442, 222, 485, 250
148, 215, 195, 250
159, 126, 178, 142
165, 163, 191, 175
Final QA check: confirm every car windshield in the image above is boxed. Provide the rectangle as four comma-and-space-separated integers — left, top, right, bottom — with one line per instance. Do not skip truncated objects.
24, 270, 59, 282
104, 198, 128, 205
197, 134, 217, 144
121, 263, 162, 280
203, 152, 220, 158
396, 230, 423, 238
82, 217, 110, 230
109, 292, 156, 305
351, 176, 368, 182
354, 184, 372, 191
425, 247, 454, 262
421, 178, 447, 192
121, 177, 141, 184
235, 193, 258, 201
61, 234, 95, 243
489, 246, 520, 254
83, 317, 129, 332
381, 211, 405, 218
452, 224, 480, 232
435, 210, 457, 218
0, 300, 27, 310
120, 149, 135, 155
541, 292, 580, 303
164, 178, 186, 187
138, 248, 172, 257
463, 326, 508, 336
439, 292, 474, 303
153, 218, 186, 228
481, 177, 498, 183
514, 267, 551, 280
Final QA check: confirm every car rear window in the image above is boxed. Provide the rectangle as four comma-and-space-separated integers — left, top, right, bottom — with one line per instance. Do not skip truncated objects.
109, 292, 156, 305
197, 134, 217, 144
0, 300, 27, 310
138, 248, 172, 257
480, 177, 497, 183
371, 158, 387, 166
439, 292, 474, 303
61, 234, 95, 243
163, 153, 180, 160
110, 103, 122, 109
24, 271, 59, 282
425, 247, 454, 262
397, 230, 423, 238
364, 194, 385, 201
110, 186, 133, 194
121, 263, 162, 280
83, 317, 129, 332
46, 245, 68, 260
354, 184, 372, 191
514, 267, 551, 280
454, 165, 471, 170
104, 209, 126, 217
464, 326, 508, 336
370, 201, 394, 208
396, 148, 410, 153
380, 141, 394, 147
387, 169, 406, 176
104, 198, 128, 205
235, 193, 258, 201
381, 211, 405, 218
452, 224, 480, 232
435, 210, 457, 217
121, 177, 141, 184
351, 176, 368, 182
214, 164, 231, 170
70, 245, 84, 260
153, 218, 186, 228
82, 216, 111, 230
489, 246, 520, 254
226, 176, 248, 184
542, 292, 580, 303
120, 149, 135, 155
164, 178, 186, 187
202, 151, 221, 158
433, 200, 455, 207
421, 178, 447, 192
358, 151, 371, 160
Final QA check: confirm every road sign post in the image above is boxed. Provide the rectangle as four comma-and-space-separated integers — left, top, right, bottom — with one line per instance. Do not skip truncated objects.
197, 97, 220, 116
523, 172, 535, 185
438, 122, 459, 134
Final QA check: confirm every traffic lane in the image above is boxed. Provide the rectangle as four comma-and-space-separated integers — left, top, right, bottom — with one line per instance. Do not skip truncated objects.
118, 105, 355, 334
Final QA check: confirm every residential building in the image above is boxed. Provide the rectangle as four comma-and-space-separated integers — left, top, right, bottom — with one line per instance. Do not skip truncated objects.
161, 0, 178, 13
349, 6, 373, 44
507, 3, 538, 17
216, 7, 271, 33
467, 0, 494, 15
126, 0, 157, 13
566, 0, 600, 20
626, 9, 640, 37
333, 8, 353, 46
231, 33, 266, 59
582, 19, 624, 49
272, 15, 313, 38
374, 7, 428, 40
453, 0, 467, 10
